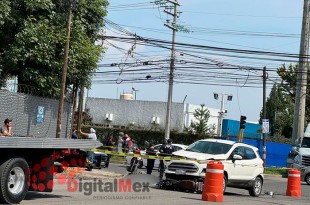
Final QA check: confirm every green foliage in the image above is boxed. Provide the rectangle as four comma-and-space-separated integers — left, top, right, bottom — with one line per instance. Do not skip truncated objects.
260, 63, 308, 140
0, 0, 108, 97
186, 104, 216, 139
260, 84, 294, 138
277, 63, 310, 123
81, 125, 199, 149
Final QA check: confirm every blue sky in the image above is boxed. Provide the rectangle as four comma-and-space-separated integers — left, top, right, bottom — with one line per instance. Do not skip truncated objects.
88, 0, 303, 122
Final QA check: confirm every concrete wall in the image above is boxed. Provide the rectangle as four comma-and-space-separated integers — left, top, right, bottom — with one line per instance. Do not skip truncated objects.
0, 89, 71, 138
85, 97, 185, 132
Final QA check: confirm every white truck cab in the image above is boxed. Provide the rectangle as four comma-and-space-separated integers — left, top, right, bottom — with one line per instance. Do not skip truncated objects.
287, 123, 310, 169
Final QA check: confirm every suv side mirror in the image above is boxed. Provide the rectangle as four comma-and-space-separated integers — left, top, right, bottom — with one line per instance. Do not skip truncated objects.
233, 154, 243, 160
232, 154, 242, 163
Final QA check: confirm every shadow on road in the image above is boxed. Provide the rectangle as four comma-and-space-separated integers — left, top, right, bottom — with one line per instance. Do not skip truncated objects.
24, 192, 70, 201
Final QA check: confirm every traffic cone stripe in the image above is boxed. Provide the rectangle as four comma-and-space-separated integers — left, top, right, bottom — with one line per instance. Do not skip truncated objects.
206, 169, 224, 174
288, 174, 300, 177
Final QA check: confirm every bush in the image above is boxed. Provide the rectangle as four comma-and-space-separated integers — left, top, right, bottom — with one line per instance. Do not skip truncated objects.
80, 125, 211, 148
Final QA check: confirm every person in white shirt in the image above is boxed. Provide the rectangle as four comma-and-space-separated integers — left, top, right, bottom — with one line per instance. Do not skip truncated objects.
79, 128, 97, 140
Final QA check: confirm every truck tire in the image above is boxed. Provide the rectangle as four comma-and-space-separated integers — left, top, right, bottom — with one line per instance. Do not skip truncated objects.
306, 174, 310, 185
248, 177, 262, 197
0, 158, 29, 204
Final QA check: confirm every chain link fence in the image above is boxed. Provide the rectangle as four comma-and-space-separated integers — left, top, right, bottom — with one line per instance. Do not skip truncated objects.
0, 89, 72, 138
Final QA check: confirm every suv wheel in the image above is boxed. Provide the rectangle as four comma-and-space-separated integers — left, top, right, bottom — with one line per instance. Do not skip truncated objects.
223, 175, 227, 194
306, 174, 310, 185
248, 177, 262, 197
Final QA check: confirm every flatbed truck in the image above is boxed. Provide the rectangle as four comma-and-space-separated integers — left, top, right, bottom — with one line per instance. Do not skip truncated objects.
0, 137, 102, 204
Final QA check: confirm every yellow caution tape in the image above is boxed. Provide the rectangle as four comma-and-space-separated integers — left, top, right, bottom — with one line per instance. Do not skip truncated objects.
89, 147, 206, 162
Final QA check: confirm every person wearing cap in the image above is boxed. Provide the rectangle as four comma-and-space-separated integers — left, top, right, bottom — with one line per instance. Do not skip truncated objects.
1, 118, 13, 136
79, 128, 97, 140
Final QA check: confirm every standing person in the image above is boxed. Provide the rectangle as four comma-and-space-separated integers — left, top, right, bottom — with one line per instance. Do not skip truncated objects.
105, 135, 115, 168
79, 128, 97, 140
121, 133, 131, 153
158, 139, 175, 179
2, 118, 13, 136
146, 143, 156, 175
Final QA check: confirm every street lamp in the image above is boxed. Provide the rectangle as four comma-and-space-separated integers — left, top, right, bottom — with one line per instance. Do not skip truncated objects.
213, 93, 233, 137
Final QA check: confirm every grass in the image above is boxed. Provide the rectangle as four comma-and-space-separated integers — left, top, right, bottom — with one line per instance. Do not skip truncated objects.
264, 167, 289, 177
110, 155, 126, 164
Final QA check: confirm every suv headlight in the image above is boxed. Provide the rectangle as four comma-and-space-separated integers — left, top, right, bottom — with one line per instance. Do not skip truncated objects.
197, 160, 208, 164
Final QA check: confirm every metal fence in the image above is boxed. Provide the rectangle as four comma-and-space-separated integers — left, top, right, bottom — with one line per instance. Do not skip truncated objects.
0, 89, 72, 138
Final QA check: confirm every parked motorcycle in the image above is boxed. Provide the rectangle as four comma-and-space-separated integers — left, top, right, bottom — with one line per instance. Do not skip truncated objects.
127, 148, 143, 173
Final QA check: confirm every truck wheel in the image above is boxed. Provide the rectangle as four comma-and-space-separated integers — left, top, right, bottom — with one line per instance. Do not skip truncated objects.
248, 177, 262, 197
306, 174, 310, 185
0, 158, 29, 204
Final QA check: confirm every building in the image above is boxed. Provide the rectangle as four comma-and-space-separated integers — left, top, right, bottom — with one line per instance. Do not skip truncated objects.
222, 119, 262, 139
85, 96, 220, 132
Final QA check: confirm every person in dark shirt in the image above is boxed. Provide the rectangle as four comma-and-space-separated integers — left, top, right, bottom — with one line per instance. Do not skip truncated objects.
159, 139, 175, 179
105, 135, 115, 168
71, 128, 78, 139
146, 144, 156, 175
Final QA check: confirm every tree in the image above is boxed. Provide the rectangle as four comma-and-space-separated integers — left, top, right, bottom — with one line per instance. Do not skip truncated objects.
186, 104, 216, 139
0, 0, 108, 97
260, 84, 294, 138
277, 63, 310, 123
260, 63, 310, 140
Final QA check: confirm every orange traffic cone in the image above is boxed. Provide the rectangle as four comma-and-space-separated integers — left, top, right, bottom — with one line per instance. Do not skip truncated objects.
202, 160, 224, 202
286, 168, 301, 197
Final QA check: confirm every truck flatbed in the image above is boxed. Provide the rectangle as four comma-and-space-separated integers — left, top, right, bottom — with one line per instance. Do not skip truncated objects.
0, 137, 102, 149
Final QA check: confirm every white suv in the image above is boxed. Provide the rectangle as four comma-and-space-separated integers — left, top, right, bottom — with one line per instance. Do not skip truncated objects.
163, 139, 264, 197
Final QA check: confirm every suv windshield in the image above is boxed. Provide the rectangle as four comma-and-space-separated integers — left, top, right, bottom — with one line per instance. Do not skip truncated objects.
186, 141, 232, 154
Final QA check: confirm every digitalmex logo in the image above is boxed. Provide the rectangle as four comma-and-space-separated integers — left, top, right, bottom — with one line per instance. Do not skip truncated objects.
26, 150, 151, 196
26, 150, 86, 192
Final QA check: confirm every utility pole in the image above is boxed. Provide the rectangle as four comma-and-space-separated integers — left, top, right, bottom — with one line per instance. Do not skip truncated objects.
292, 0, 310, 145
77, 86, 84, 138
262, 66, 267, 164
69, 84, 78, 138
56, 2, 72, 138
164, 0, 180, 142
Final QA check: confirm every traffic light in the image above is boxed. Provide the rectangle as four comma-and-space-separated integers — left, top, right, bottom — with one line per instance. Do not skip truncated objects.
240, 115, 247, 129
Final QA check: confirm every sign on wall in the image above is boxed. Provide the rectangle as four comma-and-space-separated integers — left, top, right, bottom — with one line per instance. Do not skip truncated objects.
37, 106, 45, 123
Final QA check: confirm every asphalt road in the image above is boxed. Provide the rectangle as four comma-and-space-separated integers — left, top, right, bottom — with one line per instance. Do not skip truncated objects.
20, 163, 310, 205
